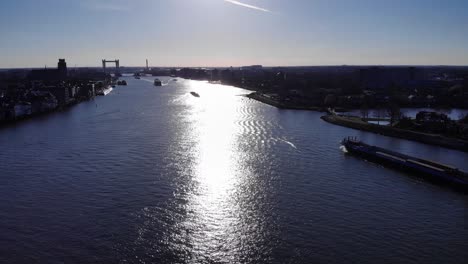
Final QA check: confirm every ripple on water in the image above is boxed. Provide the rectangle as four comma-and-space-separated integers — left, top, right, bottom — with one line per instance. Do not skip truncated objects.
0, 78, 467, 263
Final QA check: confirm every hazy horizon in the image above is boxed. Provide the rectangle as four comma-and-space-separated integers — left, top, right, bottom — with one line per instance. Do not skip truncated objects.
3, 64, 468, 71
1, 0, 468, 68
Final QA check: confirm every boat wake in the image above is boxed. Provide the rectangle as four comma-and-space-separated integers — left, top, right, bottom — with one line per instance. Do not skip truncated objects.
340, 145, 348, 153
273, 138, 297, 149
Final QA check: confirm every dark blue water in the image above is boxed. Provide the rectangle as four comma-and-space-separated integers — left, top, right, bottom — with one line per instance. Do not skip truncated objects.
1, 77, 467, 263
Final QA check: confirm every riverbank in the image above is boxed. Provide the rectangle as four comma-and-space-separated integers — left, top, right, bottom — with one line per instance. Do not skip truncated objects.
0, 96, 94, 128
321, 114, 468, 152
246, 92, 324, 111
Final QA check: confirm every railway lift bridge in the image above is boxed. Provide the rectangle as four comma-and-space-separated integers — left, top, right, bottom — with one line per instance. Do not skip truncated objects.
102, 59, 120, 74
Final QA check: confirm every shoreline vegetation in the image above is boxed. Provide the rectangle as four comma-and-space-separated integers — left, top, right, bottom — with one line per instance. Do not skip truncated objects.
321, 115, 468, 152
246, 92, 325, 111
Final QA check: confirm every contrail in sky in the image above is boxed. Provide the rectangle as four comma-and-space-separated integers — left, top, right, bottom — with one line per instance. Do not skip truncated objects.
224, 0, 271, 13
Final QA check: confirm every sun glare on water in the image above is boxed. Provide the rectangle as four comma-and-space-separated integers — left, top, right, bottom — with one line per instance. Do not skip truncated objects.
181, 80, 251, 261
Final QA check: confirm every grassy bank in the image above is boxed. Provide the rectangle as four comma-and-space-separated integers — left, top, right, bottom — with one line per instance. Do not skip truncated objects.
321, 114, 468, 152
246, 92, 324, 111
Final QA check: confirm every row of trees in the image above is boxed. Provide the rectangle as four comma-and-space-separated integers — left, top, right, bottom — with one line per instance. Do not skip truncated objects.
359, 103, 403, 125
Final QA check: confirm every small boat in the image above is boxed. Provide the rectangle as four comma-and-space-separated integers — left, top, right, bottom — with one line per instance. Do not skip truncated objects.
117, 80, 127, 86
190, 92, 200, 97
341, 137, 468, 191
135, 76, 140, 79
97, 86, 113, 96
154, 79, 162, 86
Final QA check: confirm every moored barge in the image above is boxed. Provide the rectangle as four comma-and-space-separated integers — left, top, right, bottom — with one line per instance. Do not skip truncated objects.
341, 137, 468, 191
96, 85, 113, 96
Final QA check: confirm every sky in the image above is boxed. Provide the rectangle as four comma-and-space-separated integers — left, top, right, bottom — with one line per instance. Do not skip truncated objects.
1, 0, 468, 68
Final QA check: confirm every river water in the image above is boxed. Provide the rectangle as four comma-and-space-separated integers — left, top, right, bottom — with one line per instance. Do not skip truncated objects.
1, 77, 467, 263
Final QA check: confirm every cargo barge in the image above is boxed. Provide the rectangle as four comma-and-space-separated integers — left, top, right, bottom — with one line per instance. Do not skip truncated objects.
341, 137, 468, 191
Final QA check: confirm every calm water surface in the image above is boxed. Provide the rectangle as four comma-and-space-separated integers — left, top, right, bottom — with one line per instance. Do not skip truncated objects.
1, 77, 467, 263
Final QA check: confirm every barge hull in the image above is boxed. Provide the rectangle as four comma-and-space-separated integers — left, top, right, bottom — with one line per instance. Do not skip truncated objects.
342, 138, 468, 192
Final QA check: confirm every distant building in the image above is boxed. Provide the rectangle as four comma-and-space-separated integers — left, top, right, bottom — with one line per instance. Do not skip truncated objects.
241, 65, 263, 71
29, 59, 68, 81
76, 83, 95, 99
40, 85, 70, 106
68, 69, 108, 81
29, 91, 58, 113
13, 102, 32, 118
211, 69, 219, 81
220, 68, 234, 83
58, 59, 67, 77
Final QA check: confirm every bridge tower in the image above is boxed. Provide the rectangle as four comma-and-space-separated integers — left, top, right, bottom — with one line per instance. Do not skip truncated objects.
102, 59, 120, 75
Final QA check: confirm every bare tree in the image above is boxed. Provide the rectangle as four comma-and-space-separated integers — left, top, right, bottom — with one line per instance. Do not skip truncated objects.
386, 103, 401, 125
360, 103, 369, 119
375, 107, 386, 125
